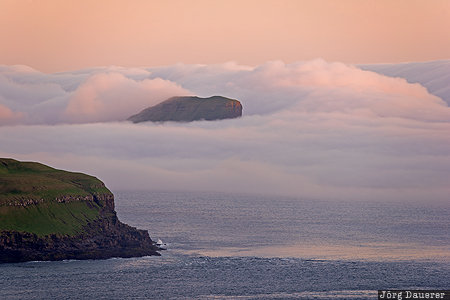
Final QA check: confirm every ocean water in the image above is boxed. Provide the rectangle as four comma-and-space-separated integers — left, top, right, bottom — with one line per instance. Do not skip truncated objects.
1, 191, 449, 299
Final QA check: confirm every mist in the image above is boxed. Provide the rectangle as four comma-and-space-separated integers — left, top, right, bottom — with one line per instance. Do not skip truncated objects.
1, 60, 449, 201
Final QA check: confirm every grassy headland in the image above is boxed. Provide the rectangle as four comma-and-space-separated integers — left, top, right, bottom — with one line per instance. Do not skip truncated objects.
0, 158, 111, 236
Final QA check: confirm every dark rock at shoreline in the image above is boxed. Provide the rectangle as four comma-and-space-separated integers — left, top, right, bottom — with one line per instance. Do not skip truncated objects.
0, 158, 161, 263
0, 213, 160, 263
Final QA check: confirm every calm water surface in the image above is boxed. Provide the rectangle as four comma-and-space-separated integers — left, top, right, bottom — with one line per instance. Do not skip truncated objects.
1, 191, 449, 299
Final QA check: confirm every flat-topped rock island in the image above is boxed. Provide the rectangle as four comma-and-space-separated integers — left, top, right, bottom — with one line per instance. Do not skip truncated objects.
128, 95, 243, 123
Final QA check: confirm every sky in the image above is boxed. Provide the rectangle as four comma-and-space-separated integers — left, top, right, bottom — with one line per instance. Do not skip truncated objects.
0, 1, 450, 202
0, 0, 449, 72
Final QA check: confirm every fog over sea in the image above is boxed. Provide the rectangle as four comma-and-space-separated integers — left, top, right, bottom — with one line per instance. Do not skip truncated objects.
2, 60, 450, 203
1, 0, 450, 297
1, 191, 449, 300
1, 60, 450, 298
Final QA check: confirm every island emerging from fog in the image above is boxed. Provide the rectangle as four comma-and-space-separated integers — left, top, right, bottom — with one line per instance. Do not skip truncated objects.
0, 158, 161, 263
128, 95, 243, 123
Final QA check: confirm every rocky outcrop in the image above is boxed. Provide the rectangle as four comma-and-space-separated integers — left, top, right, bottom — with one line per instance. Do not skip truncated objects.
128, 96, 243, 123
0, 207, 160, 263
4, 197, 44, 207
0, 158, 161, 263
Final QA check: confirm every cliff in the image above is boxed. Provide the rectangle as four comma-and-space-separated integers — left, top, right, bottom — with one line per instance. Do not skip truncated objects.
128, 95, 242, 123
0, 158, 160, 263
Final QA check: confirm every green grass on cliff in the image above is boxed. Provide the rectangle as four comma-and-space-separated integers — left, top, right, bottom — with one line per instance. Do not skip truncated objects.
0, 158, 110, 204
0, 158, 111, 236
0, 201, 100, 236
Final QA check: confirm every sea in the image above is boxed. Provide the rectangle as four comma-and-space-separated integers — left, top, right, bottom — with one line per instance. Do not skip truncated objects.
1, 191, 449, 299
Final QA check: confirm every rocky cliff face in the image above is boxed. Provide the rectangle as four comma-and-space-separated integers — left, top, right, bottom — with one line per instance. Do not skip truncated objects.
128, 96, 243, 123
0, 159, 161, 263
0, 199, 160, 263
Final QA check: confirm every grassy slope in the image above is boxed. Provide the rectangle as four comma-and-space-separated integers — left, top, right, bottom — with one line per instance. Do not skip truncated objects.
0, 158, 111, 236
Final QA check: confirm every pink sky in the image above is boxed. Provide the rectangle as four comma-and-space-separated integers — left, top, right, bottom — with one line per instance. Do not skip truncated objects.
0, 0, 449, 72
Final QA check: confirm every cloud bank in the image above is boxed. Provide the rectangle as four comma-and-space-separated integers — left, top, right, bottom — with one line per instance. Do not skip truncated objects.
0, 65, 189, 124
0, 60, 449, 202
361, 60, 450, 106
0, 104, 23, 125
64, 73, 188, 123
1, 59, 449, 125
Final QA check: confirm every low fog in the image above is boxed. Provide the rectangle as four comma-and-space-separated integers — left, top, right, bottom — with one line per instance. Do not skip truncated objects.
1, 60, 449, 201
361, 60, 450, 106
